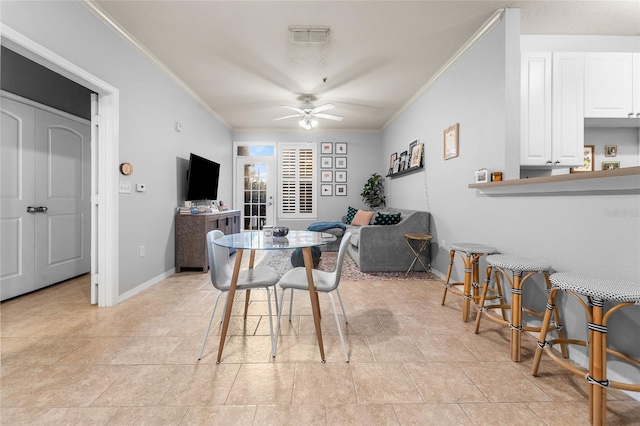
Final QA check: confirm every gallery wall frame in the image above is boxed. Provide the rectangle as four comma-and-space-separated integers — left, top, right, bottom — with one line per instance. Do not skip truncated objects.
321, 142, 333, 154
321, 156, 333, 169
335, 184, 347, 196
321, 184, 333, 196
335, 171, 347, 183
444, 123, 459, 160
335, 142, 347, 154
570, 145, 595, 173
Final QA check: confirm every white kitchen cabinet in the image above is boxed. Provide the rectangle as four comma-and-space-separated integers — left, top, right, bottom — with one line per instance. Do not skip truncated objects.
584, 53, 639, 118
521, 53, 584, 167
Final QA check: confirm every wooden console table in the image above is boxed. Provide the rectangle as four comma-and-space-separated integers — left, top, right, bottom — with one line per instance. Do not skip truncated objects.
175, 210, 240, 272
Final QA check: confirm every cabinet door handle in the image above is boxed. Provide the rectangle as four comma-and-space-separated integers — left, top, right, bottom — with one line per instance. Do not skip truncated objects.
554, 160, 560, 164
637, 112, 640, 118
629, 112, 634, 117
546, 160, 553, 164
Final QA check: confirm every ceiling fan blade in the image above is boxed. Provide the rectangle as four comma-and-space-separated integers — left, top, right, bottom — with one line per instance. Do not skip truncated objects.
281, 105, 305, 114
311, 103, 335, 114
273, 114, 303, 121
314, 113, 343, 121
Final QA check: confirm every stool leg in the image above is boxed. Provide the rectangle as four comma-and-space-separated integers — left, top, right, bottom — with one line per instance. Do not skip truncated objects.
472, 254, 481, 304
543, 273, 569, 359
441, 249, 456, 305
510, 272, 523, 362
474, 265, 494, 333
590, 299, 607, 426
461, 254, 473, 322
531, 287, 558, 376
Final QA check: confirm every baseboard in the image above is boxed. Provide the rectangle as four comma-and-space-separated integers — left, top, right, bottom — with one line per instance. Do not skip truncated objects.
117, 268, 176, 304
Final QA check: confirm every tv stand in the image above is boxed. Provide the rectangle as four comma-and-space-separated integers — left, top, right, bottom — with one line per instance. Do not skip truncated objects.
175, 210, 240, 272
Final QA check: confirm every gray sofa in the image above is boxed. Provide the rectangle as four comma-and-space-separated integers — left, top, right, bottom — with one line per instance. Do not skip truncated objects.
344, 207, 431, 272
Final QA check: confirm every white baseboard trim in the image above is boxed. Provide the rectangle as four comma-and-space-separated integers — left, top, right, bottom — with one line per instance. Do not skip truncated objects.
117, 268, 176, 304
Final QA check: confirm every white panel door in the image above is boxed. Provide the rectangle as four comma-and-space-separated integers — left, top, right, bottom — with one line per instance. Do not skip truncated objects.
0, 96, 90, 300
34, 108, 91, 289
1, 97, 37, 299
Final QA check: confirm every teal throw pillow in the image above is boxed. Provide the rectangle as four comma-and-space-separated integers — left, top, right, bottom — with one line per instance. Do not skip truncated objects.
345, 206, 358, 224
374, 212, 402, 225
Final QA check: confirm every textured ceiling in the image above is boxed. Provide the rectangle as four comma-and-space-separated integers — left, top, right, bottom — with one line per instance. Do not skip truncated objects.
90, 1, 640, 131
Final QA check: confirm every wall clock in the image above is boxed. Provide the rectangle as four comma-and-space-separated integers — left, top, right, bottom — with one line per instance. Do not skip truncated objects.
119, 162, 133, 175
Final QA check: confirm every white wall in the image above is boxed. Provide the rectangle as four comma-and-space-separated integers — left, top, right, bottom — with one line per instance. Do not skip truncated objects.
233, 130, 382, 229
383, 10, 640, 387
1, 1, 232, 296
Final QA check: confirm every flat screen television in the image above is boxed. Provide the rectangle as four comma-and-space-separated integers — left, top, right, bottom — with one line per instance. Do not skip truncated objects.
186, 153, 220, 201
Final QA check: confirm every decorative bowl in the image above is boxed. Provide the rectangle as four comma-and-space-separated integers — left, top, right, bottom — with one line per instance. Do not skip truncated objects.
273, 226, 289, 237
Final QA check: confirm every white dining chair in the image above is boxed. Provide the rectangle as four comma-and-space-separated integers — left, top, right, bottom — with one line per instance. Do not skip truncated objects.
198, 230, 279, 360
273, 232, 352, 362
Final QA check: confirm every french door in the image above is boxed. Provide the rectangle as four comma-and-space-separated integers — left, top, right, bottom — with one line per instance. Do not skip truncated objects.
235, 156, 275, 230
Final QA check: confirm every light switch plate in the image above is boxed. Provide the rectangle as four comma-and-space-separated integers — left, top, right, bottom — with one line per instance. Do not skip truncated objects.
119, 181, 132, 194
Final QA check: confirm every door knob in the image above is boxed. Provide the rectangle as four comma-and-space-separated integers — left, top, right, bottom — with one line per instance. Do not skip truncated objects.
37, 206, 48, 213
27, 206, 38, 213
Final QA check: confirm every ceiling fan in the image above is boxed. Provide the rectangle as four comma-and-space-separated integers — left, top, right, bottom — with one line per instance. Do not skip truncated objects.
274, 96, 343, 129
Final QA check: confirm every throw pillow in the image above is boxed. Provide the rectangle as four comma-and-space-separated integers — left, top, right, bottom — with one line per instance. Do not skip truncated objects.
351, 210, 375, 226
374, 212, 402, 225
345, 206, 358, 224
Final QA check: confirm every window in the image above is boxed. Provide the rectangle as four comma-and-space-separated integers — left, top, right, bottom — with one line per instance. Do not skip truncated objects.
278, 143, 316, 219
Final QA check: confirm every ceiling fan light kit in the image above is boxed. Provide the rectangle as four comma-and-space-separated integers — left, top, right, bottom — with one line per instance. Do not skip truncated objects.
275, 96, 343, 129
299, 117, 318, 130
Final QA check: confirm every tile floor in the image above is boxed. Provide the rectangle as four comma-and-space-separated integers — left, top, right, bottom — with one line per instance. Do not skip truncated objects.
2, 259, 640, 425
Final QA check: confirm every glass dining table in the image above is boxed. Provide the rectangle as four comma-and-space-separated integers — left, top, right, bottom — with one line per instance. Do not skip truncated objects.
213, 230, 336, 363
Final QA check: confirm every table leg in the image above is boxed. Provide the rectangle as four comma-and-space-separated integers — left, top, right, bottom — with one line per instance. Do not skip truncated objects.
244, 250, 257, 319
303, 247, 325, 362
217, 248, 243, 363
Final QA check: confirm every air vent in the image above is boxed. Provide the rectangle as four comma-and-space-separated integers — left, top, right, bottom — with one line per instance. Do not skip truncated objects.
289, 26, 330, 43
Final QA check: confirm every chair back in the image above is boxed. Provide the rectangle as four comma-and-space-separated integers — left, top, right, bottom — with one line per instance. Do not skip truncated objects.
206, 230, 232, 291
328, 232, 352, 291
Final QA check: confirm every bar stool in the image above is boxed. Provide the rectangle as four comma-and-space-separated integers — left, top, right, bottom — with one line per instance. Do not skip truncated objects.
441, 243, 498, 322
474, 255, 568, 362
532, 272, 640, 425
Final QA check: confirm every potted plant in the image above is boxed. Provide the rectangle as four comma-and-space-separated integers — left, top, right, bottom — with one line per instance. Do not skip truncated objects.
360, 173, 386, 209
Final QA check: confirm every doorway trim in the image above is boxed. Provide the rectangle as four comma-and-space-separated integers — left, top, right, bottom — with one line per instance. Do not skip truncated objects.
1, 24, 120, 307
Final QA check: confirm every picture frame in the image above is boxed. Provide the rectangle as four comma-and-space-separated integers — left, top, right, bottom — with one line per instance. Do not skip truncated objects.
321, 184, 333, 196
321, 170, 333, 182
602, 161, 620, 170
399, 151, 408, 171
335, 157, 347, 169
335, 171, 347, 183
408, 139, 418, 156
335, 184, 347, 196
321, 156, 333, 169
335, 142, 348, 154
570, 145, 595, 173
474, 169, 489, 183
605, 145, 617, 157
321, 142, 333, 154
444, 123, 459, 160
410, 143, 423, 168
393, 158, 400, 174
389, 152, 397, 170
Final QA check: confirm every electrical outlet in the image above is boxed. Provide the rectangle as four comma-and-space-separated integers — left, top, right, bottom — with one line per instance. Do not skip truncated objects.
140, 245, 145, 257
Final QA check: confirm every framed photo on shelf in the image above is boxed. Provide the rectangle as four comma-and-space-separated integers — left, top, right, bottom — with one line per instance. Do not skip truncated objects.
605, 145, 617, 157
570, 145, 594, 173
321, 142, 333, 154
389, 152, 397, 170
602, 161, 620, 170
321, 184, 333, 196
321, 170, 333, 182
393, 158, 400, 174
399, 151, 408, 171
410, 143, 423, 168
335, 184, 347, 196
321, 157, 333, 169
444, 123, 459, 160
335, 142, 348, 154
335, 171, 347, 183
335, 157, 347, 169
408, 139, 418, 155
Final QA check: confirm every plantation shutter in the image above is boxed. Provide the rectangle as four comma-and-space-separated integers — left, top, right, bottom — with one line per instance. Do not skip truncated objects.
278, 143, 316, 219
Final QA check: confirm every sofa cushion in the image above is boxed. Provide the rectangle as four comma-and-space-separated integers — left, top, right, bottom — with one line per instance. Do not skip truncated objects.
351, 210, 375, 226
374, 211, 402, 225
345, 206, 358, 224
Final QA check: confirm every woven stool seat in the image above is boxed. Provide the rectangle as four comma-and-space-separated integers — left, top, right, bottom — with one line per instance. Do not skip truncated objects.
450, 243, 498, 255
533, 272, 640, 425
486, 255, 551, 273
442, 243, 499, 322
550, 272, 640, 303
476, 254, 567, 362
